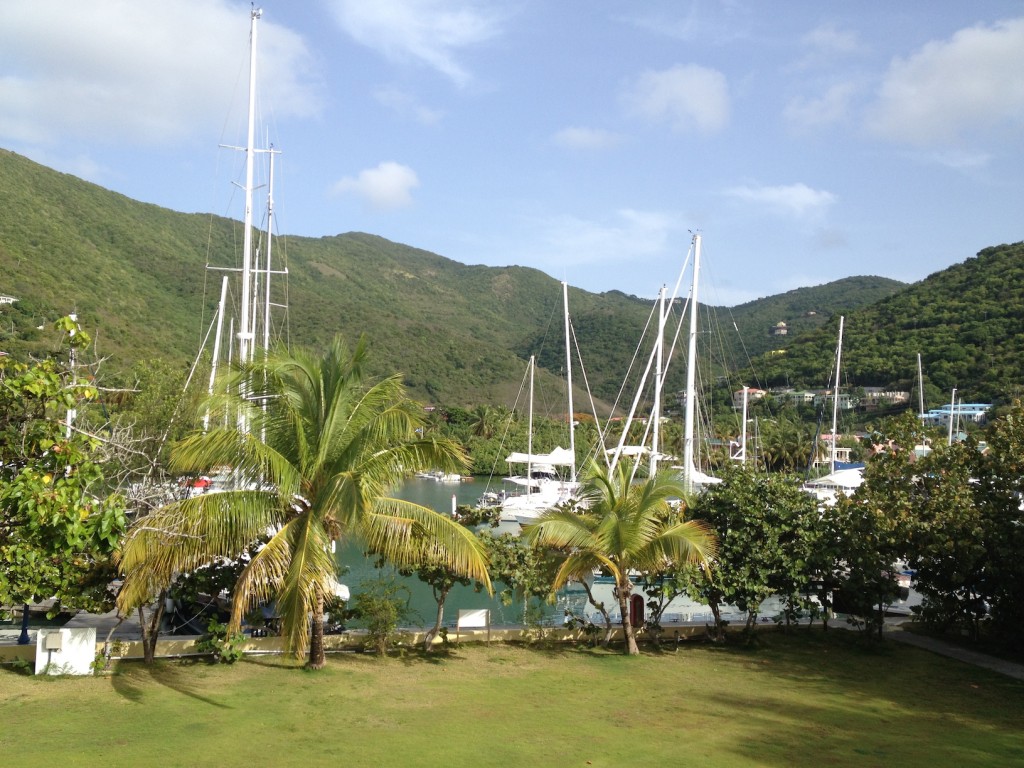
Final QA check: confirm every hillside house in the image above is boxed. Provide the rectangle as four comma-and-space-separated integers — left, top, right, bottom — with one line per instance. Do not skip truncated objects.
813, 390, 857, 410
772, 389, 817, 406
860, 387, 911, 409
731, 387, 767, 409
921, 403, 992, 428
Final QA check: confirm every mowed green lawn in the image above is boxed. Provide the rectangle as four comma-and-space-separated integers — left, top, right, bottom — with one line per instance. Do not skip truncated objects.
2, 631, 1022, 767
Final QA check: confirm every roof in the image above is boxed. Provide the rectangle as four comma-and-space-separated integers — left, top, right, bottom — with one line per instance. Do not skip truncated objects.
505, 446, 575, 466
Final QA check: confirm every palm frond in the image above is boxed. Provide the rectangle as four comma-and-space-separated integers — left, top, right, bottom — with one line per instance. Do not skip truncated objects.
273, 513, 336, 659
117, 489, 283, 611
227, 526, 294, 635
362, 498, 491, 589
551, 550, 610, 592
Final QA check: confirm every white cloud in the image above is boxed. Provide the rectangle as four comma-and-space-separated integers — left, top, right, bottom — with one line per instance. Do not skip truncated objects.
528, 209, 677, 272
922, 150, 992, 171
0, 1, 319, 148
624, 3, 754, 45
623, 65, 729, 134
801, 23, 862, 57
333, 161, 420, 210
725, 183, 836, 217
323, 0, 506, 87
552, 127, 621, 150
784, 82, 859, 129
373, 85, 444, 124
865, 17, 1024, 146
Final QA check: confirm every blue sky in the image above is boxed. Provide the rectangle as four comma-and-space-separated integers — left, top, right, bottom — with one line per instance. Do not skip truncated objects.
1, 1, 1022, 305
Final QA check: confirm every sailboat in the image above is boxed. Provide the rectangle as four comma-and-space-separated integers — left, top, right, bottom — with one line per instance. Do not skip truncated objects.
802, 315, 864, 504
184, 7, 287, 422
496, 283, 581, 524
672, 233, 720, 493
609, 233, 719, 493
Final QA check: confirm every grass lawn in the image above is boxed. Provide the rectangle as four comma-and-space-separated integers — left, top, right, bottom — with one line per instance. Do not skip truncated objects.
2, 630, 1023, 767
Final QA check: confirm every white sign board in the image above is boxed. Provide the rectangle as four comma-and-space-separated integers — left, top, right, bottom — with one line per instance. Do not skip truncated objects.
456, 609, 491, 643
457, 609, 490, 629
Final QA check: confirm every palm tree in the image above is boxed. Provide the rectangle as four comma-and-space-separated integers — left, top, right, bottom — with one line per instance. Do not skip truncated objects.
470, 403, 498, 438
523, 460, 716, 654
117, 336, 490, 668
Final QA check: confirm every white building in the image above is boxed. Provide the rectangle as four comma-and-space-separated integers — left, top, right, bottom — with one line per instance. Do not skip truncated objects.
921, 403, 991, 428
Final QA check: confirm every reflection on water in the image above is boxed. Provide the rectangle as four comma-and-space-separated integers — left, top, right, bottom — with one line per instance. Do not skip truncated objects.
335, 477, 573, 628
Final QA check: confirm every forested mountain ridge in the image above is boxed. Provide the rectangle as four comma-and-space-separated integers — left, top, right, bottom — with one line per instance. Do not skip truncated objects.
754, 241, 1024, 405
3, 147, 1004, 410
724, 275, 906, 361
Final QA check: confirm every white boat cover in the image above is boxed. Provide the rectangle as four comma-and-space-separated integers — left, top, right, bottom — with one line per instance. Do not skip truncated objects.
607, 445, 648, 457
668, 463, 722, 485
505, 446, 575, 466
805, 467, 864, 490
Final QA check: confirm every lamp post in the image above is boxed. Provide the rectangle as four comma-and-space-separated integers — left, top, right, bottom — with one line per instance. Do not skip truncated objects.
17, 602, 30, 645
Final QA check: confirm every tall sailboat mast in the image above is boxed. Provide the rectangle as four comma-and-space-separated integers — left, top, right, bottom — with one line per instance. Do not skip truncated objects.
739, 386, 749, 465
830, 315, 845, 473
650, 286, 666, 477
527, 356, 535, 497
682, 233, 702, 493
562, 282, 576, 480
237, 6, 262, 366
917, 352, 925, 422
262, 146, 278, 356
948, 387, 958, 446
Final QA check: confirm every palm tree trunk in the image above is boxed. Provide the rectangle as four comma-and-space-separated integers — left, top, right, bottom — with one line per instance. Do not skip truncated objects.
616, 579, 639, 655
139, 591, 166, 665
308, 592, 326, 669
139, 606, 155, 665
424, 586, 450, 652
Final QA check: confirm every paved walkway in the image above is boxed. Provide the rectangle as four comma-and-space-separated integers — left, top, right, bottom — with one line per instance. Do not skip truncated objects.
886, 624, 1024, 681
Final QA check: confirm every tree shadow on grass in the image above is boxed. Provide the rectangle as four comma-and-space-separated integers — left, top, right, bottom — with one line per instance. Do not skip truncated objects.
343, 646, 472, 668
239, 655, 305, 670
109, 659, 231, 708
693, 669, 1024, 767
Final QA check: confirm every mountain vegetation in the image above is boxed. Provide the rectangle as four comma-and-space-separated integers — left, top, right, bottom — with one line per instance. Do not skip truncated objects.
753, 241, 1024, 406
2, 148, 906, 411
721, 275, 906, 361
3, 148, 1021, 416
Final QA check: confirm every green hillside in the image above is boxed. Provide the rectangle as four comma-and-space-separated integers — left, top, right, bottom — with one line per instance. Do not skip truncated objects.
1, 147, 984, 411
754, 241, 1024, 405
724, 275, 907, 361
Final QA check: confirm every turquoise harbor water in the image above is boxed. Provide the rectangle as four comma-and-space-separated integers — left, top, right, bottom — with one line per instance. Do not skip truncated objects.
336, 477, 923, 630
334, 476, 578, 629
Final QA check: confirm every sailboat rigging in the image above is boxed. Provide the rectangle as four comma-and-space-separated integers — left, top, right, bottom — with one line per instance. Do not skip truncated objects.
607, 232, 720, 493
188, 8, 288, 408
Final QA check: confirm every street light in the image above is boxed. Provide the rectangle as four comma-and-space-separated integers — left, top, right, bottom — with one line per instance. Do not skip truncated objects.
17, 602, 30, 645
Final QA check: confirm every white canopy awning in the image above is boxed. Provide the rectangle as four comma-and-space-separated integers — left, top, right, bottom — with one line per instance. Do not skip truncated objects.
505, 446, 575, 466
805, 467, 864, 490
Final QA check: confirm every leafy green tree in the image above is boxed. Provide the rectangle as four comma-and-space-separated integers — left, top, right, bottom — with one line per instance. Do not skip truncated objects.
479, 529, 561, 632
637, 567, 692, 644
0, 319, 127, 621
347, 575, 414, 656
525, 461, 716, 655
117, 336, 491, 668
690, 465, 820, 637
390, 514, 480, 652
974, 402, 1024, 645
830, 415, 918, 639
905, 439, 987, 638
